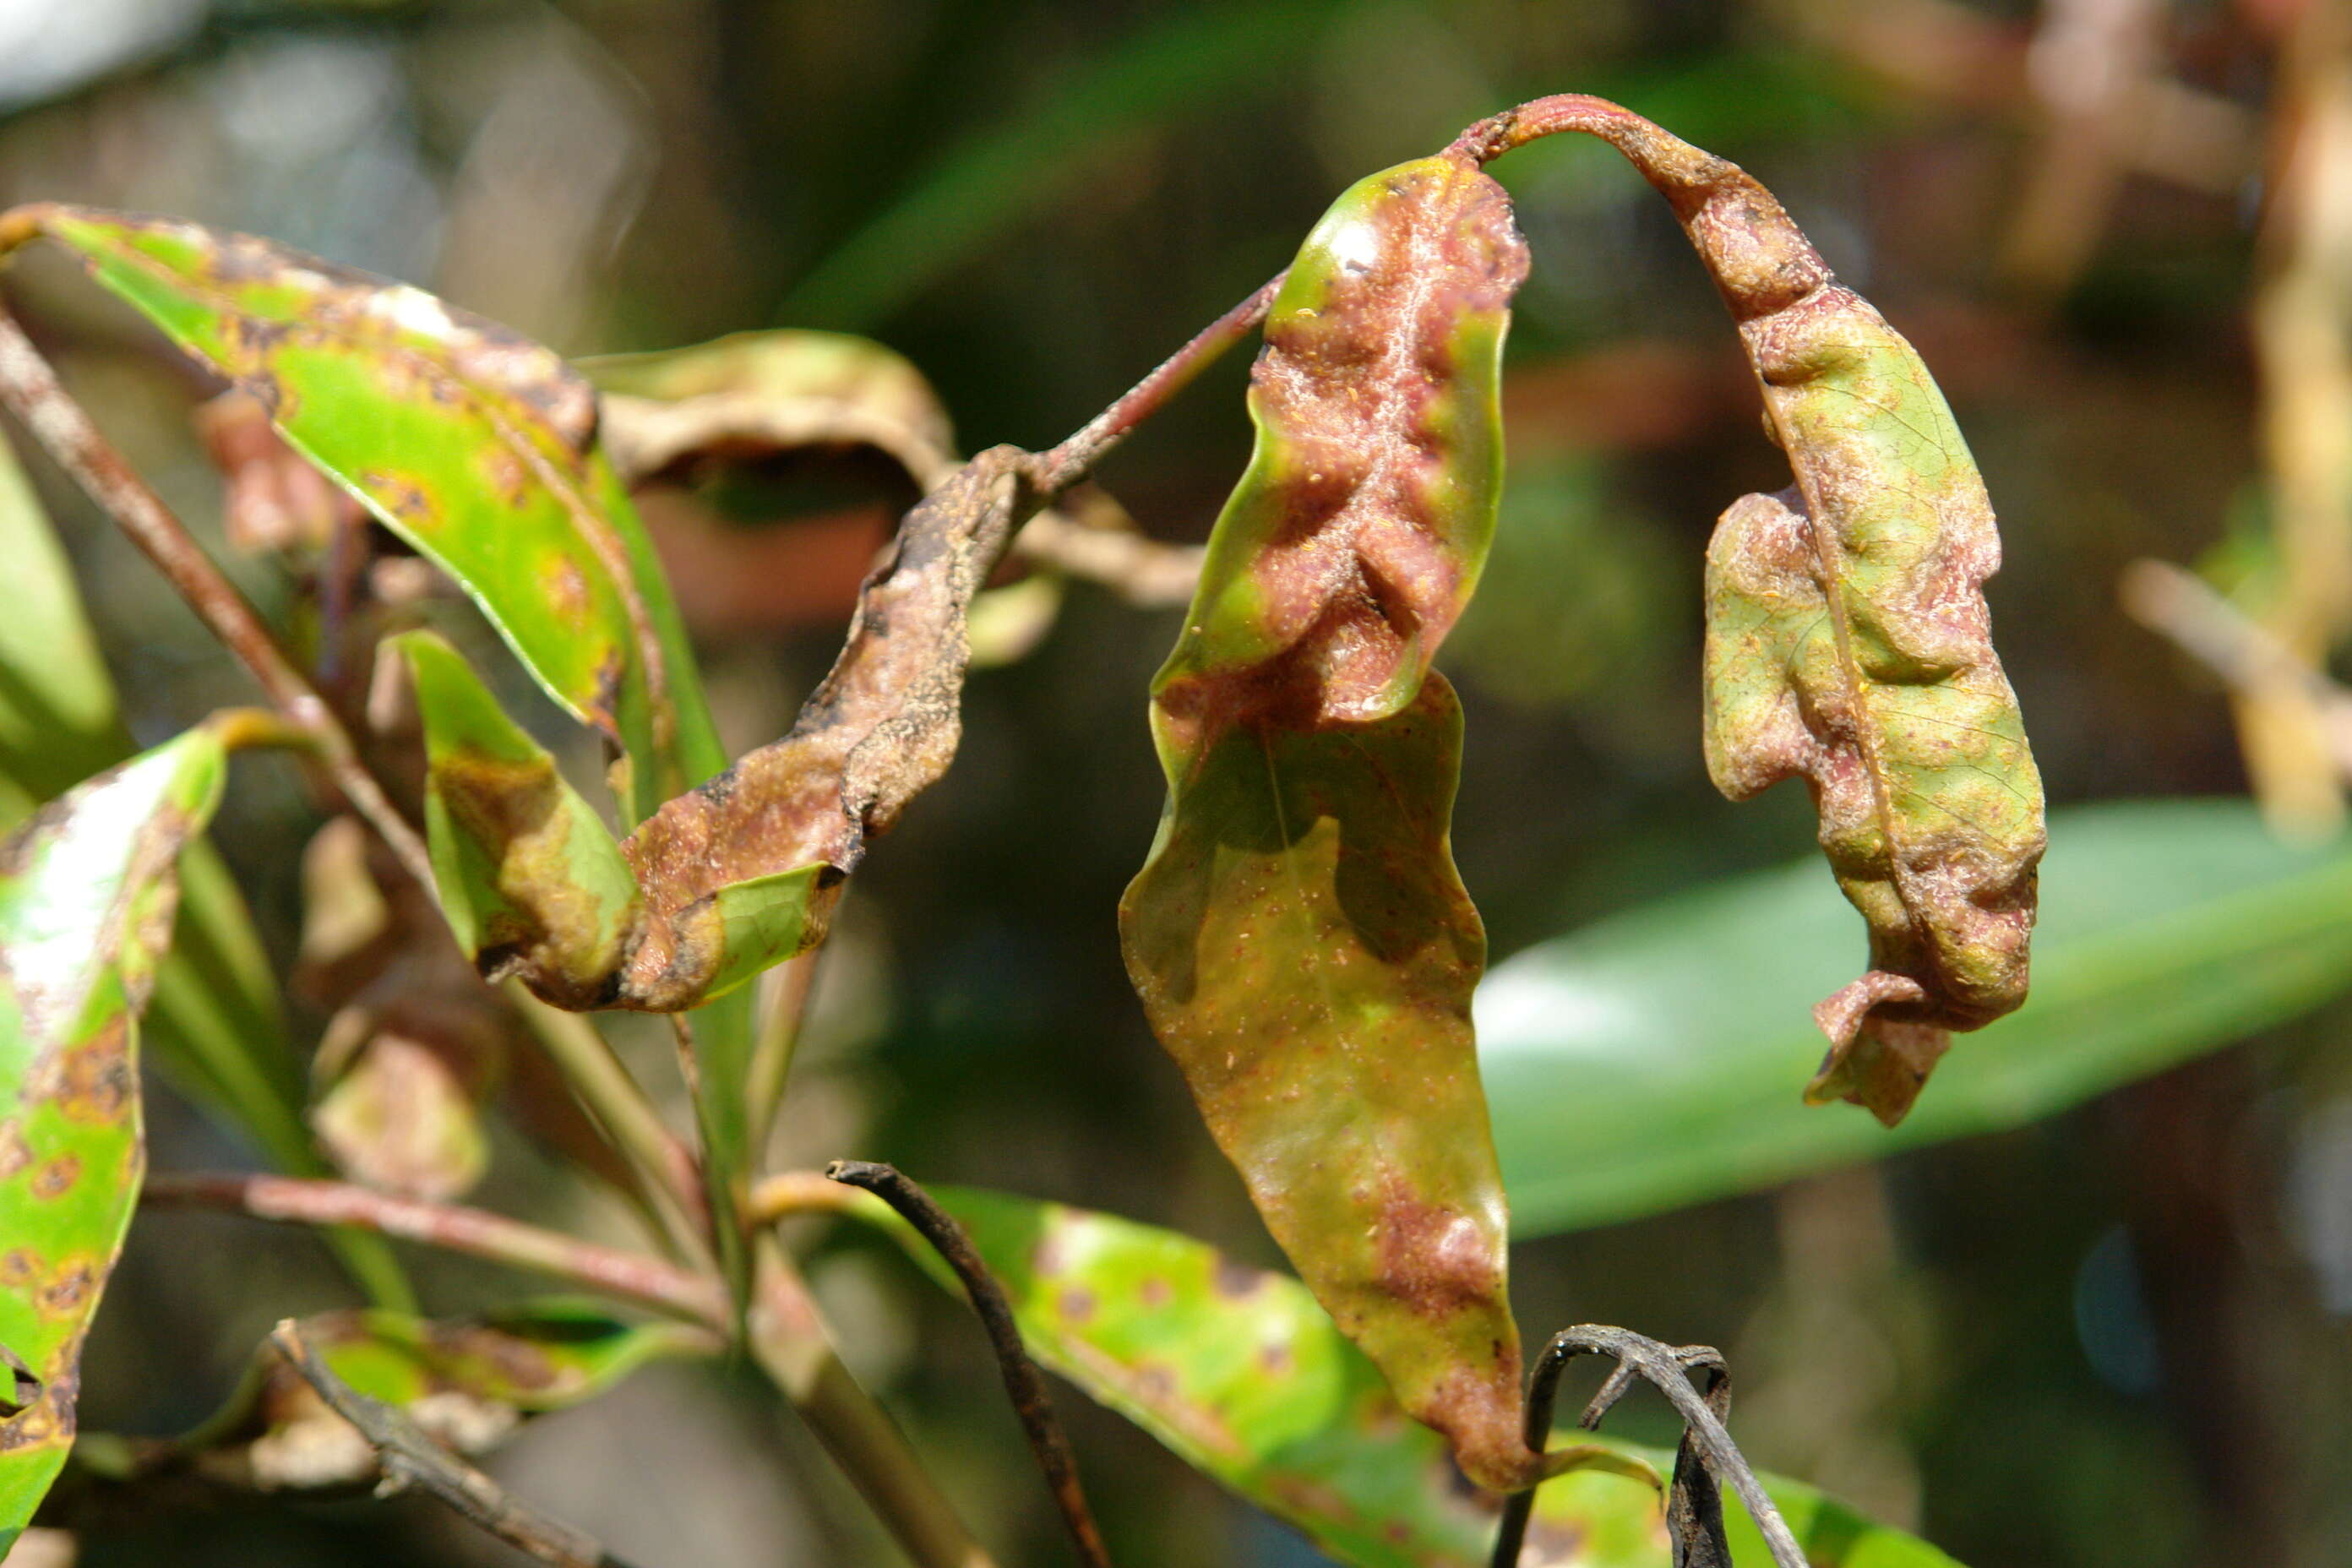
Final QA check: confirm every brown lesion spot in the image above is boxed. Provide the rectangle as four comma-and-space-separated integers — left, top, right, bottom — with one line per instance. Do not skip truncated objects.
1212, 1256, 1266, 1300
1056, 1288, 1096, 1325
28, 1156, 79, 1200
37, 1260, 96, 1320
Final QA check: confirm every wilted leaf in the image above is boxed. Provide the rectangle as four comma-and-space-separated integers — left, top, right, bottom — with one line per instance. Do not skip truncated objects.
395, 629, 826, 1014
173, 1300, 713, 1490
1119, 155, 1534, 1488
1482, 798, 2352, 1236
0, 727, 229, 1548
619, 447, 1026, 1006
585, 329, 956, 487
1485, 101, 2044, 1124
394, 632, 642, 1006
881, 1187, 1963, 1568
5, 205, 725, 819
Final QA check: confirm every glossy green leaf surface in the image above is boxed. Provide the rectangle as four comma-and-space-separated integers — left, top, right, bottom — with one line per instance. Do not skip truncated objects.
16, 205, 725, 819
1121, 155, 1534, 1488
182, 1299, 713, 1489
901, 1187, 1958, 1568
1481, 799, 2352, 1236
0, 727, 228, 1549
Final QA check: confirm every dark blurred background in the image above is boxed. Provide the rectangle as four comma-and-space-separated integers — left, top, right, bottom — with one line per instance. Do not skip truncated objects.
3, 0, 2349, 1565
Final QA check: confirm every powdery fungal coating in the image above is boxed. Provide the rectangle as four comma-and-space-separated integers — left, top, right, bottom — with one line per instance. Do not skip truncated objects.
1474, 98, 2044, 1126
1120, 155, 1538, 1491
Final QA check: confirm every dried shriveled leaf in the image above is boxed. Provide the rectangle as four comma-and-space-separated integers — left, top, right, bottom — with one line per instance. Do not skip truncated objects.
5, 204, 725, 819
584, 329, 956, 487
618, 446, 1026, 1007
885, 1187, 1964, 1568
177, 1301, 712, 1490
1119, 156, 1532, 1489
0, 727, 229, 1548
1520, 102, 2045, 1124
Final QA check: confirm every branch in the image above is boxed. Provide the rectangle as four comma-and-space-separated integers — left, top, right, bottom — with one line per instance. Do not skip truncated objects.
1492, 1326, 1803, 1568
0, 306, 436, 895
144, 1173, 726, 1326
826, 1161, 1113, 1568
747, 1233, 999, 1568
507, 986, 713, 1267
1026, 275, 1282, 496
1007, 509, 1200, 607
270, 1320, 645, 1568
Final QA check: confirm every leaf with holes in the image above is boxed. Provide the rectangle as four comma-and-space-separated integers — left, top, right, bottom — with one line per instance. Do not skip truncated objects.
3, 204, 725, 819
1119, 154, 1534, 1489
0, 727, 230, 1548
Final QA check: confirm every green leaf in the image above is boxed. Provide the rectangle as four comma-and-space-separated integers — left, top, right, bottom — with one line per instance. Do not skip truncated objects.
0, 429, 411, 1310
0, 727, 229, 1549
891, 1187, 1961, 1568
1481, 799, 2352, 1236
11, 205, 725, 819
174, 1299, 714, 1489
395, 631, 641, 1010
1120, 155, 1536, 1488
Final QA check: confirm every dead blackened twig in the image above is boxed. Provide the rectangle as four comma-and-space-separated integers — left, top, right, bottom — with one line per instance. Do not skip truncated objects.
270, 1319, 645, 1568
1492, 1326, 1803, 1568
825, 1160, 1113, 1568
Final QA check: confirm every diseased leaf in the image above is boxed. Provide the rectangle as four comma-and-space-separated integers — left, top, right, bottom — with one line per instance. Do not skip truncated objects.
883, 1188, 1963, 1568
584, 329, 957, 487
168, 1301, 712, 1490
7, 205, 726, 819
394, 632, 642, 1007
1119, 155, 1533, 1489
396, 629, 827, 1012
618, 447, 1026, 1007
0, 727, 229, 1549
0, 428, 410, 1309
1483, 798, 2352, 1236
1499, 102, 2044, 1124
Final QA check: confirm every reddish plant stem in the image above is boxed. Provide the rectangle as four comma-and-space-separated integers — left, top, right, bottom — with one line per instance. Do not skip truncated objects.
0, 308, 436, 894
1026, 275, 1282, 495
144, 1173, 726, 1326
